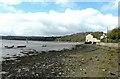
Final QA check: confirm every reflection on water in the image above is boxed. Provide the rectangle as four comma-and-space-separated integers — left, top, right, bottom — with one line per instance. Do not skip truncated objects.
1, 40, 82, 61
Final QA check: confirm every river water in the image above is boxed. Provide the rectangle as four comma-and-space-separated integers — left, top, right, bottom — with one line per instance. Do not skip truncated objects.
0, 40, 83, 61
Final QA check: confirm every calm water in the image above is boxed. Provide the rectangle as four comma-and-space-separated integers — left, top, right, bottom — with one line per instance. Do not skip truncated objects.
1, 40, 83, 61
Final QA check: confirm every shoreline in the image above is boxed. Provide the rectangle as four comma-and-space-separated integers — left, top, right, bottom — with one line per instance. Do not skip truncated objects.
2, 44, 118, 78
2, 40, 83, 60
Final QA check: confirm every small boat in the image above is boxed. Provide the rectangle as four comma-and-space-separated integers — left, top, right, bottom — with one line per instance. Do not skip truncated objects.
42, 45, 47, 47
4, 45, 14, 49
17, 45, 26, 48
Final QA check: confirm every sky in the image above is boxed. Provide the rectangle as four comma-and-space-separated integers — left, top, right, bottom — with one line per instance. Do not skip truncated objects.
0, 0, 119, 36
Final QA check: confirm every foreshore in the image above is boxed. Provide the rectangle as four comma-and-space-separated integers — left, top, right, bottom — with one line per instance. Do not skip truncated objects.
2, 44, 119, 78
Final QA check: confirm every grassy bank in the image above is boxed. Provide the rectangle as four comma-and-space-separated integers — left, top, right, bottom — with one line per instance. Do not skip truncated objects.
2, 44, 118, 78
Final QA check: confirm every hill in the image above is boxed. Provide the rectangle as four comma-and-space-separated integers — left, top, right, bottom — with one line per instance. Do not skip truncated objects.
56, 27, 120, 43
55, 32, 103, 42
107, 27, 120, 43
1, 27, 119, 43
2, 36, 61, 41
1, 32, 104, 42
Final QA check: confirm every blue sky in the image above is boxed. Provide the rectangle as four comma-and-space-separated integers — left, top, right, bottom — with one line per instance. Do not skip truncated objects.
0, 0, 118, 36
13, 2, 105, 12
5, 2, 117, 16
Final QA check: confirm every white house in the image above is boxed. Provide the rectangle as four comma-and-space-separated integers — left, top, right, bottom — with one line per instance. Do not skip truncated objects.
100, 34, 107, 40
86, 34, 100, 44
86, 34, 93, 42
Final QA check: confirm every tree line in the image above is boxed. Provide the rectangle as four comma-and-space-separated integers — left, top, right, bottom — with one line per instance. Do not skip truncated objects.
107, 27, 120, 43
2, 36, 61, 41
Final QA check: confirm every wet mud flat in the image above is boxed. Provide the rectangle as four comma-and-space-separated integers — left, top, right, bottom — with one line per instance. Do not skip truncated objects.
2, 44, 119, 79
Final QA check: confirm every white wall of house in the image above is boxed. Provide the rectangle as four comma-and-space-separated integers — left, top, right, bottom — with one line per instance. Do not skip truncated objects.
100, 34, 107, 40
86, 34, 100, 43
86, 34, 93, 42
93, 38, 100, 42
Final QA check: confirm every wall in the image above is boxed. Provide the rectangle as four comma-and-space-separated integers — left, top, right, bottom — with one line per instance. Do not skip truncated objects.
96, 42, 119, 48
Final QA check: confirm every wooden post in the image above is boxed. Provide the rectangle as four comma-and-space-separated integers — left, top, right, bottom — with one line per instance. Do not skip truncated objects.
106, 27, 108, 43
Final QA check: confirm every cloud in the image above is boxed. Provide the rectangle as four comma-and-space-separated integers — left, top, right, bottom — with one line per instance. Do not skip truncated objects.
0, 8, 117, 36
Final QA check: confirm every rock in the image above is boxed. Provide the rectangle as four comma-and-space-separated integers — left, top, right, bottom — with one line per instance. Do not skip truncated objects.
32, 72, 35, 75
82, 58, 84, 61
80, 68, 83, 71
51, 71, 55, 74
8, 74, 12, 78
17, 69, 21, 73
102, 69, 106, 71
96, 58, 99, 61
25, 68, 29, 72
83, 68, 86, 71
110, 54, 113, 56
15, 60, 21, 62
22, 68, 30, 71
79, 64, 81, 66
110, 73, 116, 75
90, 58, 92, 60
72, 71, 75, 74
62, 59, 65, 61
95, 56, 98, 58
58, 72, 62, 76
7, 54, 10, 55
43, 64, 46, 67
91, 69, 94, 72
11, 62, 15, 64
36, 74, 39, 76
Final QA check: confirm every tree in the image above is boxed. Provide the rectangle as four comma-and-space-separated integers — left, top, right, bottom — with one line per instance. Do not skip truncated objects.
108, 27, 120, 43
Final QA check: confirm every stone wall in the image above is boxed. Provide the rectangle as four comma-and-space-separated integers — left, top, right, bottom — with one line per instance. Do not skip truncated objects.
96, 42, 119, 48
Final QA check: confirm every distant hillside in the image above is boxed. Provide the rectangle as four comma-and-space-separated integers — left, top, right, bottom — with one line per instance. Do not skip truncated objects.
1, 32, 104, 42
56, 27, 120, 43
2, 27, 119, 43
55, 32, 104, 42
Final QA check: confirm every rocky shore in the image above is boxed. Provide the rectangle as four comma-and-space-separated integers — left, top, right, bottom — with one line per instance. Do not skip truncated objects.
2, 44, 119, 79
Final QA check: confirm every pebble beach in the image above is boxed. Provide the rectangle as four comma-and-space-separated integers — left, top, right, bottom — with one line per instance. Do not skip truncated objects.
2, 44, 119, 78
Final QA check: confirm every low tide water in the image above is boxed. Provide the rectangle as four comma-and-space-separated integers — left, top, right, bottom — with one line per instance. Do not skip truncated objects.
0, 40, 83, 61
